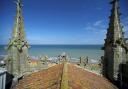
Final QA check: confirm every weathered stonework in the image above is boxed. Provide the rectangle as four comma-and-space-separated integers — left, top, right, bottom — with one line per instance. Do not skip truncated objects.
5, 0, 29, 78
102, 0, 128, 81
79, 56, 88, 67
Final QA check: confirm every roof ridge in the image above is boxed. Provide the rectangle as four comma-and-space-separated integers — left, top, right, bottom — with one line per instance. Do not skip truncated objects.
60, 62, 69, 89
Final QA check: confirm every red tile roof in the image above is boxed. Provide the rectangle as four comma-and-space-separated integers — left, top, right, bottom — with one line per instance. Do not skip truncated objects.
15, 63, 118, 89
68, 64, 117, 89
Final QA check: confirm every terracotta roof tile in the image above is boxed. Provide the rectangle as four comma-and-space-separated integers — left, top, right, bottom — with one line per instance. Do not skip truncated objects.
15, 63, 118, 89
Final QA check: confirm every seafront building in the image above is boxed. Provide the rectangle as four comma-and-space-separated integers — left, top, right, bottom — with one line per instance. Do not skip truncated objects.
1, 0, 128, 89
102, 0, 128, 83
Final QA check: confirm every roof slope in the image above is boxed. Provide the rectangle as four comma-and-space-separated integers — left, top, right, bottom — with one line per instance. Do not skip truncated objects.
15, 64, 63, 89
68, 64, 117, 89
15, 63, 118, 89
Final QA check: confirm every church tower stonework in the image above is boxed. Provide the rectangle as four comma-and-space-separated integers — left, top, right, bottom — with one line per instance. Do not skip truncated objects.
102, 0, 128, 81
6, 0, 29, 78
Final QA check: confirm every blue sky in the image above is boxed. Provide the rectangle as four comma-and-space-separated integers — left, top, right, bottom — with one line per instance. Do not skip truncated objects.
0, 0, 128, 45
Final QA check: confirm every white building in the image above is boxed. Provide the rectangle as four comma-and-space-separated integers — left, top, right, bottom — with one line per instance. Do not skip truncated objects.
0, 68, 6, 89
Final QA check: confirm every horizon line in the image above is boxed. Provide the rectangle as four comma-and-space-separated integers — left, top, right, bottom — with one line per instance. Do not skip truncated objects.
0, 44, 104, 45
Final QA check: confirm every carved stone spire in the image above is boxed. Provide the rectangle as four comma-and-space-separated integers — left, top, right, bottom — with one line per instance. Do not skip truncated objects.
102, 0, 127, 81
6, 0, 29, 78
13, 0, 25, 38
8, 0, 29, 52
106, 0, 124, 46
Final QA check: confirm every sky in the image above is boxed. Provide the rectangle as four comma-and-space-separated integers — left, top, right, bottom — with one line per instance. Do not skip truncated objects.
0, 0, 128, 45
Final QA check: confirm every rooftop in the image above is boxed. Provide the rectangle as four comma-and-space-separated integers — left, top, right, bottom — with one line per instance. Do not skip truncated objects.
15, 63, 118, 89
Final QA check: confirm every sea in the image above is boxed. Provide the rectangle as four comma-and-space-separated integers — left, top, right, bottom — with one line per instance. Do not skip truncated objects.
0, 45, 104, 61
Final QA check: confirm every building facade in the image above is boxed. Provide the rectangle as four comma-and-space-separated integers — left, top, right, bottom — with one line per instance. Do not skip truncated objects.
102, 0, 128, 81
5, 0, 29, 78
0, 68, 6, 89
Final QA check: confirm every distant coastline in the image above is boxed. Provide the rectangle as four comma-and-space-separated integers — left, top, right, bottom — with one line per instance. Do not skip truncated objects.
0, 44, 104, 60
0, 44, 103, 46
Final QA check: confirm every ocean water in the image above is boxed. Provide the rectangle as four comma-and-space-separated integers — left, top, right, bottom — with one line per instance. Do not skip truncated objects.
0, 45, 104, 60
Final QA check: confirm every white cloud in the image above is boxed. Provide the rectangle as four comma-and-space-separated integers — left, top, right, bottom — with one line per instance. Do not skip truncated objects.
122, 17, 128, 37
82, 20, 107, 44
94, 20, 103, 26
83, 20, 106, 33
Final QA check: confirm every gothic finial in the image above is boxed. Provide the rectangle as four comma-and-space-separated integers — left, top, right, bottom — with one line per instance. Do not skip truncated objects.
6, 0, 29, 78
14, 0, 23, 8
102, 0, 127, 82
8, 0, 27, 50
17, 0, 22, 3
110, 0, 119, 4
